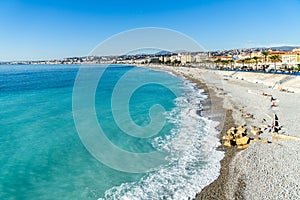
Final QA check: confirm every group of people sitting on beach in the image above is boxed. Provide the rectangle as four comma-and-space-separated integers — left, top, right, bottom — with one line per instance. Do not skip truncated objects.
261, 114, 282, 134
269, 114, 282, 134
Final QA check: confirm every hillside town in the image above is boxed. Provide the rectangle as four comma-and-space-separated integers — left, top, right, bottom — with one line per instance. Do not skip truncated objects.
2, 46, 300, 73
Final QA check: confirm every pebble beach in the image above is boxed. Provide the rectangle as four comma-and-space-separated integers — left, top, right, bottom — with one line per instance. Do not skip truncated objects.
145, 65, 300, 200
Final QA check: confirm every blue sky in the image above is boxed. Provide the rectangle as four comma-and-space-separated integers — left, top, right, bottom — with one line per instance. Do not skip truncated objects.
1, 0, 300, 61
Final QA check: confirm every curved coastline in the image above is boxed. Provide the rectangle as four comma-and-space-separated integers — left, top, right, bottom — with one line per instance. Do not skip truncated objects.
101, 65, 224, 199
141, 64, 300, 200
139, 64, 235, 198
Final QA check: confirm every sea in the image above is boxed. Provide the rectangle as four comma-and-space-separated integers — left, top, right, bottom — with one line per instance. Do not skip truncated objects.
0, 64, 223, 200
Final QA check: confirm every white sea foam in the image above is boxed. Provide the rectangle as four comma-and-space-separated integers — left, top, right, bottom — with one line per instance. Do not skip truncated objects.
99, 80, 224, 200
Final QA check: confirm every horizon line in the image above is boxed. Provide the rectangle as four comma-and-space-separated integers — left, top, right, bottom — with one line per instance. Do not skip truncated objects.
1, 45, 300, 63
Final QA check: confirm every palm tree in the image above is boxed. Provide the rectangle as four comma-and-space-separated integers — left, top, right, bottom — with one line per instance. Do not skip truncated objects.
214, 58, 222, 69
269, 55, 282, 71
252, 56, 261, 71
245, 57, 252, 70
261, 51, 270, 71
237, 59, 246, 70
228, 59, 234, 70
221, 60, 229, 69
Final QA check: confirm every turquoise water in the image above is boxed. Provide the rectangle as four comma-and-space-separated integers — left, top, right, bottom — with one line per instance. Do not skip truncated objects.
0, 64, 223, 199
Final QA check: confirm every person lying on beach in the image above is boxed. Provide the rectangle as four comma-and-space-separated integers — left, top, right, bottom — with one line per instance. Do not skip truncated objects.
242, 113, 254, 119
261, 118, 267, 123
262, 92, 272, 97
279, 87, 286, 92
279, 87, 294, 93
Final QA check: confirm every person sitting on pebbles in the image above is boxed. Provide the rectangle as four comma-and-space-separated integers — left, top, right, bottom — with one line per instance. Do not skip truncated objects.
270, 96, 277, 101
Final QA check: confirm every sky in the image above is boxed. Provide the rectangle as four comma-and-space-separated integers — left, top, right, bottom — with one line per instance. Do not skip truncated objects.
1, 0, 300, 61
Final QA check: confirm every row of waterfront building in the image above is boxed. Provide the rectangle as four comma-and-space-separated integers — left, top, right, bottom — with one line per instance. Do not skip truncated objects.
117, 47, 300, 71
210, 47, 300, 71
2, 47, 300, 71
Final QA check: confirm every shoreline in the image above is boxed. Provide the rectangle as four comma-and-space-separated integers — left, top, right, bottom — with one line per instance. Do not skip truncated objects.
182, 74, 240, 200
141, 64, 300, 200
141, 64, 239, 199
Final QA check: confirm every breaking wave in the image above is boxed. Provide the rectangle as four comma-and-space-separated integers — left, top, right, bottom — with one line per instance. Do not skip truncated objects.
100, 80, 224, 200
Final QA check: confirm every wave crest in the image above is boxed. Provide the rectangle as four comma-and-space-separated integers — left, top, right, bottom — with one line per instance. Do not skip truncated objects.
100, 80, 224, 200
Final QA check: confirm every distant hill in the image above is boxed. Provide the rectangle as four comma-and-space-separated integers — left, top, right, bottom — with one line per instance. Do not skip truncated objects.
155, 50, 173, 55
124, 49, 174, 56
270, 46, 299, 51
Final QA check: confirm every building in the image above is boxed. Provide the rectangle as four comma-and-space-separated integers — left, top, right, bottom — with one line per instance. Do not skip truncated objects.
292, 47, 300, 53
170, 55, 179, 62
148, 57, 160, 63
194, 53, 209, 63
282, 52, 300, 68
180, 54, 193, 64
209, 55, 232, 61
159, 56, 170, 63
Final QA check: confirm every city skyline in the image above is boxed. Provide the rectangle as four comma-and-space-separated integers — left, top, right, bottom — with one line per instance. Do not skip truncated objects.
1, 0, 300, 61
